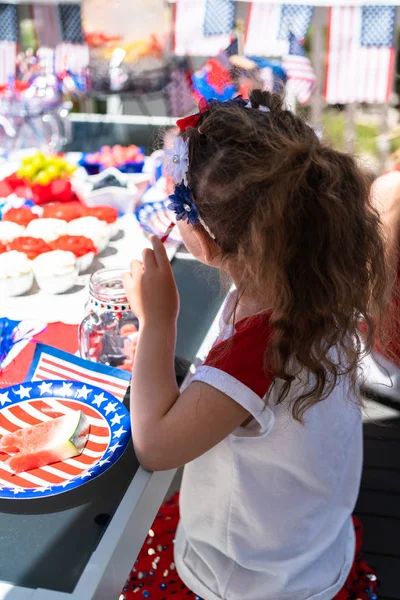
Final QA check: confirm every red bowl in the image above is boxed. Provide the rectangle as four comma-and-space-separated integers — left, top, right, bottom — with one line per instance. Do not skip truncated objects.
30, 178, 74, 205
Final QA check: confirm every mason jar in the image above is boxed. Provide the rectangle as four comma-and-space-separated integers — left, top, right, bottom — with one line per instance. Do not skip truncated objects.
78, 267, 139, 370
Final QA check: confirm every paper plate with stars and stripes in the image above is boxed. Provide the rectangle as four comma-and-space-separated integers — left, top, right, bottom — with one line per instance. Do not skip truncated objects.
0, 380, 131, 499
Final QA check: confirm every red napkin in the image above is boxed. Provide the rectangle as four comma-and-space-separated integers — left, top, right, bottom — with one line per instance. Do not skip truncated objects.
0, 322, 78, 388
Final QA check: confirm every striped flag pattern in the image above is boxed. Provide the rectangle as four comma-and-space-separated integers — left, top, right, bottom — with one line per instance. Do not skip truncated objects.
174, 0, 232, 57
324, 5, 396, 104
0, 3, 17, 86
283, 32, 316, 105
28, 344, 130, 402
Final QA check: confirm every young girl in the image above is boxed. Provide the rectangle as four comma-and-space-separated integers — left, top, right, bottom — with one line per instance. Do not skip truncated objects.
121, 90, 386, 600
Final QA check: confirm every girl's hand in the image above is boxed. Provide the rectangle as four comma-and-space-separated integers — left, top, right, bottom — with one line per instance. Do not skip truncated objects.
122, 235, 179, 328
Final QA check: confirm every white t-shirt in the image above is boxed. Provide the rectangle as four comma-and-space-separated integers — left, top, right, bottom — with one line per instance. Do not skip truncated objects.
174, 312, 362, 600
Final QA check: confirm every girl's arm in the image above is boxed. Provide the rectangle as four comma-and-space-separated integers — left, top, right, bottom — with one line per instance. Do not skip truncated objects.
123, 236, 249, 471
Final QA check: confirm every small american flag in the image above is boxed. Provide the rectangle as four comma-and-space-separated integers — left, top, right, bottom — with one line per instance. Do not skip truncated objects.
174, 0, 232, 57
0, 3, 17, 86
325, 5, 396, 104
283, 33, 316, 105
203, 0, 235, 37
245, 3, 313, 58
27, 344, 131, 402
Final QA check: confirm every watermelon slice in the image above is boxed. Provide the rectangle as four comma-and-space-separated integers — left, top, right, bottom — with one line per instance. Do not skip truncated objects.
0, 410, 90, 474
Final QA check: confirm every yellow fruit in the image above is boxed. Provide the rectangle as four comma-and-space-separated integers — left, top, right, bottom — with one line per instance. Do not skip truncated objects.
34, 170, 51, 186
31, 155, 45, 171
46, 165, 60, 180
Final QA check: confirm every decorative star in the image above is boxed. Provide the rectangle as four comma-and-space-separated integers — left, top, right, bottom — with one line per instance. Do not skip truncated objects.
38, 381, 53, 396
80, 470, 93, 479
33, 486, 51, 493
12, 487, 25, 495
98, 458, 110, 467
0, 391, 11, 407
104, 401, 118, 416
108, 442, 122, 453
110, 413, 123, 426
113, 426, 127, 439
92, 392, 107, 407
60, 382, 73, 397
61, 480, 72, 488
14, 386, 32, 400
76, 385, 92, 400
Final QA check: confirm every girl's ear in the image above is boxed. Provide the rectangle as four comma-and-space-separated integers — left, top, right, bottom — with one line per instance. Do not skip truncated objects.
193, 227, 221, 265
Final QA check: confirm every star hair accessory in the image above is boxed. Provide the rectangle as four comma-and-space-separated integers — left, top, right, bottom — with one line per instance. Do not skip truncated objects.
163, 94, 266, 241
164, 133, 216, 239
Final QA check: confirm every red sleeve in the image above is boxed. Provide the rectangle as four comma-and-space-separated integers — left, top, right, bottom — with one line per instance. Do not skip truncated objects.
203, 313, 274, 399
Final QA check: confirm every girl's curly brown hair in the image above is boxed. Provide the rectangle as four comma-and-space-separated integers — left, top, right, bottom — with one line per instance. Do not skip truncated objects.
182, 89, 389, 421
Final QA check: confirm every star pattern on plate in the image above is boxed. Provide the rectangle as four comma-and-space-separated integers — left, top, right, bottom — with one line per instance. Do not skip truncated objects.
92, 392, 107, 407
104, 401, 118, 416
109, 442, 122, 453
113, 426, 127, 440
38, 381, 53, 396
0, 391, 11, 407
110, 413, 123, 427
76, 385, 92, 400
59, 382, 73, 397
0, 380, 131, 500
14, 385, 32, 400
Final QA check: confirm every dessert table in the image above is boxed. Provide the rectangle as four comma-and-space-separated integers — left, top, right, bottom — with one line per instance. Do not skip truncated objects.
0, 118, 226, 599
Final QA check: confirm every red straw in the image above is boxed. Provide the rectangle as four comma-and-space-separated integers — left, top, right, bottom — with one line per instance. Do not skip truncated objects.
160, 222, 175, 244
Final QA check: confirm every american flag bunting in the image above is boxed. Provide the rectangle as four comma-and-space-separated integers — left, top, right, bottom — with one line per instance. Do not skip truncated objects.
244, 3, 313, 57
174, 0, 232, 57
56, 3, 88, 74
0, 3, 17, 86
203, 0, 235, 37
245, 4, 315, 105
324, 5, 396, 104
283, 32, 316, 105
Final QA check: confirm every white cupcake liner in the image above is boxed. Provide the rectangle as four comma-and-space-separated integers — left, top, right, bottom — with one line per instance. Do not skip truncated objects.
108, 221, 119, 240
0, 271, 34, 296
76, 252, 95, 273
34, 268, 78, 294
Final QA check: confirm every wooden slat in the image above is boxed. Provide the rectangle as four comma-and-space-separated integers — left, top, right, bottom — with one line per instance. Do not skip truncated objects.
357, 515, 400, 556
364, 439, 400, 469
356, 490, 400, 518
361, 467, 400, 494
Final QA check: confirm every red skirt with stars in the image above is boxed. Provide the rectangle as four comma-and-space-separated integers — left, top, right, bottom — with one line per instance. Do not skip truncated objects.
120, 494, 379, 600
